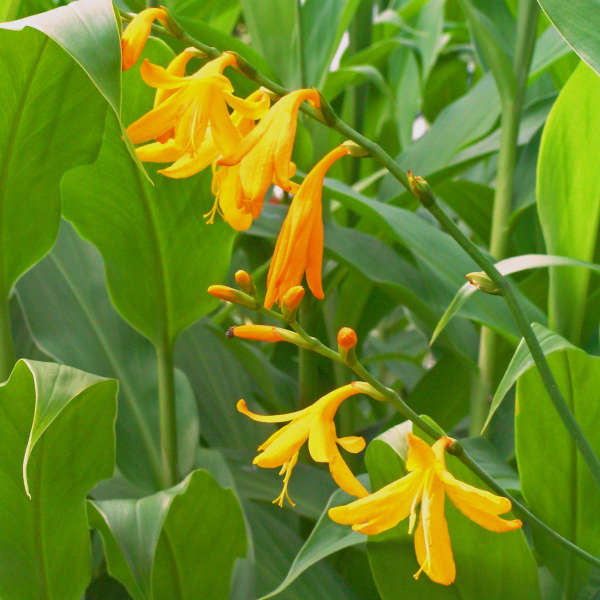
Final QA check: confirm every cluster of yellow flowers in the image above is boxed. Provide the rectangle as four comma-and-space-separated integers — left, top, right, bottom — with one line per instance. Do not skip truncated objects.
122, 8, 349, 309
122, 9, 522, 586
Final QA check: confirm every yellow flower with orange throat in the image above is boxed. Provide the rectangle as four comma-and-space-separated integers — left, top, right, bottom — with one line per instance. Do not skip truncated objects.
237, 382, 372, 507
328, 433, 522, 585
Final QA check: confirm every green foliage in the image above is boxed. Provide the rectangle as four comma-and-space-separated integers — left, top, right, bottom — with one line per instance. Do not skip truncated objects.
0, 360, 117, 600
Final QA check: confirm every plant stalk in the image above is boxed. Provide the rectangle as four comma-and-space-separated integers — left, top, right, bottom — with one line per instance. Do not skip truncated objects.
0, 294, 15, 382
471, 0, 539, 435
157, 341, 177, 487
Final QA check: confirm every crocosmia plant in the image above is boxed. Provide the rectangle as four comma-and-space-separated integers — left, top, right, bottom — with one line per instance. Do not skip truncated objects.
1, 0, 600, 598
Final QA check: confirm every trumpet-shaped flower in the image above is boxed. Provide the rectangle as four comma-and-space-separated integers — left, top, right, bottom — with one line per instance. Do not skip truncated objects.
126, 53, 264, 157
218, 88, 320, 211
237, 382, 370, 506
121, 8, 168, 71
328, 433, 522, 585
264, 144, 349, 308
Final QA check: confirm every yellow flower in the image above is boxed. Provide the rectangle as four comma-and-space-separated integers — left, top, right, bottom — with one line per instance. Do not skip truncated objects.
121, 8, 168, 71
264, 144, 350, 308
328, 433, 522, 585
218, 88, 320, 212
126, 53, 264, 157
237, 382, 370, 506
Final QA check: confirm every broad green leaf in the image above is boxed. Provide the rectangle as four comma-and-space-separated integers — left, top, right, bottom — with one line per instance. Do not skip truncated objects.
537, 63, 600, 344
422, 56, 470, 123
165, 0, 240, 33
431, 253, 600, 346
415, 0, 446, 81
61, 41, 236, 346
458, 0, 515, 103
365, 427, 541, 600
0, 26, 105, 300
301, 0, 360, 87
18, 221, 200, 490
516, 340, 600, 594
1, 0, 121, 117
89, 470, 246, 600
537, 0, 600, 76
0, 359, 117, 600
529, 25, 571, 80
240, 0, 299, 86
485, 323, 575, 431
260, 485, 367, 599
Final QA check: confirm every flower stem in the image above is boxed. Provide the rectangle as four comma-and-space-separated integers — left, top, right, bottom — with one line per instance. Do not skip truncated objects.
471, 0, 539, 435
425, 200, 600, 494
157, 341, 177, 487
0, 295, 15, 382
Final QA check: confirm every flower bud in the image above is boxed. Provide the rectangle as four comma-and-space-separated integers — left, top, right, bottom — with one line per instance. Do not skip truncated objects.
121, 8, 168, 71
207, 285, 258, 309
342, 140, 369, 158
338, 327, 358, 364
234, 270, 254, 295
465, 272, 502, 295
228, 324, 311, 348
407, 170, 435, 207
281, 286, 305, 321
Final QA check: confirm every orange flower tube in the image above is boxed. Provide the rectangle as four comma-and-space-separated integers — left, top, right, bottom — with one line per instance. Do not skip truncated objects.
121, 8, 168, 71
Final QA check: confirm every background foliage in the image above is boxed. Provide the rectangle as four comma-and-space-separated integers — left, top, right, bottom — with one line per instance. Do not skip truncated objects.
1, 0, 600, 598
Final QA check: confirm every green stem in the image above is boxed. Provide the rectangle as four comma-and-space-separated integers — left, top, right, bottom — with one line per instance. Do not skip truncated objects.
157, 341, 177, 487
472, 0, 539, 434
260, 305, 600, 569
0, 295, 15, 382
426, 200, 600, 493
298, 301, 321, 407
295, 0, 306, 87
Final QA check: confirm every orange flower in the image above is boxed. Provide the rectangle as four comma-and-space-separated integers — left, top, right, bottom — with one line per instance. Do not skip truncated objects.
218, 88, 320, 215
329, 433, 522, 585
264, 144, 349, 308
121, 8, 168, 70
237, 382, 370, 506
126, 53, 264, 157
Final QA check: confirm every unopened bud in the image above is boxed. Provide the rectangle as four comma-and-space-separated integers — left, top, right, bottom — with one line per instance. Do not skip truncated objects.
228, 324, 311, 348
465, 272, 502, 295
282, 286, 305, 319
338, 327, 358, 364
207, 285, 258, 309
407, 170, 435, 207
342, 140, 369, 158
234, 270, 254, 294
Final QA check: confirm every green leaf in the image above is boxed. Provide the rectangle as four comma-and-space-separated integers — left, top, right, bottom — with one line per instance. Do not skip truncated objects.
414, 0, 447, 81
365, 426, 541, 600
537, 63, 600, 344
61, 41, 236, 346
516, 339, 600, 594
537, 0, 600, 76
1, 0, 121, 117
301, 0, 360, 87
18, 221, 200, 490
0, 25, 106, 298
0, 359, 117, 599
431, 253, 600, 346
259, 486, 366, 599
458, 0, 515, 103
485, 323, 575, 431
89, 469, 246, 600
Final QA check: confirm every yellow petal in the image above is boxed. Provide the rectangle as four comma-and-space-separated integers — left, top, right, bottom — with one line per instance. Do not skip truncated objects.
226, 91, 270, 120
414, 474, 455, 585
207, 95, 242, 156
121, 8, 167, 71
328, 450, 369, 498
406, 433, 437, 473
154, 50, 196, 107
158, 136, 218, 178
329, 471, 421, 527
135, 139, 184, 163
236, 399, 307, 423
307, 416, 337, 463
337, 436, 366, 454
140, 58, 190, 90
253, 416, 311, 468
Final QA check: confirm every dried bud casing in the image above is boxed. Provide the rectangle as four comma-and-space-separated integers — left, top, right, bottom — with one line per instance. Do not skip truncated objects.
234, 270, 254, 294
465, 272, 502, 295
207, 285, 258, 309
